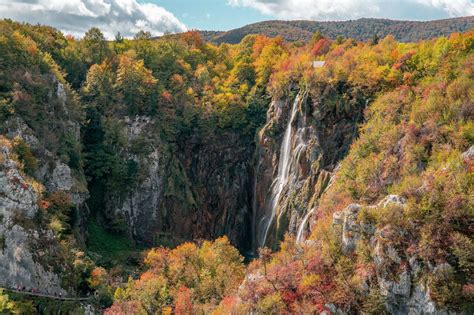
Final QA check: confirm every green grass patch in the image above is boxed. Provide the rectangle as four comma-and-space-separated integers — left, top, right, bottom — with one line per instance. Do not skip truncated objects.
87, 220, 143, 267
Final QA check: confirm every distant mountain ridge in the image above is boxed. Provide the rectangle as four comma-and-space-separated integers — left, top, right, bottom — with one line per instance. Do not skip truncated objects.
199, 16, 474, 43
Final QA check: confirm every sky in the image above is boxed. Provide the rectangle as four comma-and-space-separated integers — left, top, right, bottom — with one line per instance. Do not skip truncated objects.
0, 0, 472, 38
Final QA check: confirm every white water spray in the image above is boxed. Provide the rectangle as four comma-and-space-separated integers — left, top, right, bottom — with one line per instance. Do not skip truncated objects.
259, 92, 303, 247
295, 207, 315, 244
296, 167, 338, 244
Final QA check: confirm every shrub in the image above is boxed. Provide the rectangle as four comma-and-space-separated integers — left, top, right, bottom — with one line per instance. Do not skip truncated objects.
428, 265, 463, 310
451, 232, 474, 275
0, 289, 17, 313
59, 133, 82, 170
108, 237, 244, 313
256, 292, 285, 314
45, 191, 75, 238
361, 288, 387, 314
0, 234, 5, 252
96, 286, 113, 308
0, 98, 14, 121
12, 137, 37, 176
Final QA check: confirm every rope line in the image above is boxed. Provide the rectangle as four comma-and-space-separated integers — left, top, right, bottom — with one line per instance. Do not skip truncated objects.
1, 288, 93, 301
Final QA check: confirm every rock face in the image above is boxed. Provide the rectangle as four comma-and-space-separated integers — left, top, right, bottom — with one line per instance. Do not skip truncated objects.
112, 146, 163, 242
104, 116, 253, 251
462, 145, 474, 170
4, 117, 88, 207
332, 196, 441, 314
104, 83, 366, 253
0, 141, 65, 294
172, 130, 253, 252
0, 74, 87, 291
104, 116, 165, 244
461, 145, 474, 160
332, 203, 369, 253
253, 84, 367, 249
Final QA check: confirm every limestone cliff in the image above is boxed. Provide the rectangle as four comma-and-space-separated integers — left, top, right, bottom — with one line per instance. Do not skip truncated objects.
102, 116, 164, 244
0, 75, 88, 291
98, 82, 368, 253
0, 139, 66, 294
102, 115, 253, 252
166, 128, 253, 252
4, 114, 88, 207
331, 196, 442, 314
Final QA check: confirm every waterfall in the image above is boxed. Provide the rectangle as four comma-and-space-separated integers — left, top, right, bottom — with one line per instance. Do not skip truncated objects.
295, 167, 338, 244
295, 207, 315, 244
259, 92, 303, 248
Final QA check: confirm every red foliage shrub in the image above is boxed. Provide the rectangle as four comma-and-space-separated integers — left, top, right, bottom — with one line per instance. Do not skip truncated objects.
161, 90, 173, 103
174, 286, 193, 315
311, 38, 331, 56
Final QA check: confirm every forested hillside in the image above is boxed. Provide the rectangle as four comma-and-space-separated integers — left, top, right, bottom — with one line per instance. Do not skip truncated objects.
202, 17, 474, 44
0, 18, 472, 314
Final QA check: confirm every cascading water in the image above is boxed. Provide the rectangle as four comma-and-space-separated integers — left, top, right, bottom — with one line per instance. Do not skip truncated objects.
252, 82, 365, 251
258, 92, 304, 248
295, 167, 338, 244
295, 207, 315, 244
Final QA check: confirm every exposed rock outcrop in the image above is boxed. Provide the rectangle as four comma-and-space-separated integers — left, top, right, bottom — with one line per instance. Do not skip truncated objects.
105, 116, 165, 244
0, 73, 88, 291
175, 130, 253, 252
462, 145, 474, 170
332, 196, 443, 314
4, 117, 88, 206
91, 84, 367, 253
333, 203, 365, 253
0, 140, 65, 294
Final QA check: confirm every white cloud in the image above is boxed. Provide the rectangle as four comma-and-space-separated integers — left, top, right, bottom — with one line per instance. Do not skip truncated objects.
416, 0, 474, 16
229, 0, 474, 20
0, 0, 187, 39
228, 0, 381, 20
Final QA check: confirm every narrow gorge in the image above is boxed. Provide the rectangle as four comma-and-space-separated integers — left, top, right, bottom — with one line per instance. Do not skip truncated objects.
88, 82, 369, 255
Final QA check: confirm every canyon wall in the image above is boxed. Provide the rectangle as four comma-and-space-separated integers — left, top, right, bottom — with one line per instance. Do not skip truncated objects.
103, 115, 254, 252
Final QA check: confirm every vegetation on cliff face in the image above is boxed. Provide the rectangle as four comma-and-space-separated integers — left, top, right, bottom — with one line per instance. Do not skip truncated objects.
229, 30, 474, 313
0, 289, 36, 314
0, 136, 99, 312
0, 17, 472, 314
